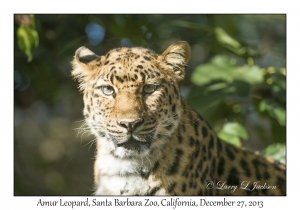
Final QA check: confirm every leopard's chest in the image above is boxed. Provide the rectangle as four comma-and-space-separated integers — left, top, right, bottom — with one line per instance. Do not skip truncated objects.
94, 151, 166, 195
94, 175, 159, 195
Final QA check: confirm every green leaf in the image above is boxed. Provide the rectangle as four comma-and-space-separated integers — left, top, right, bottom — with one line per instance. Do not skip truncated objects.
17, 26, 39, 62
218, 122, 248, 146
191, 55, 264, 86
259, 99, 286, 126
262, 143, 286, 164
213, 27, 260, 58
191, 55, 236, 86
214, 27, 246, 56
16, 16, 39, 62
234, 65, 264, 85
215, 27, 241, 48
220, 135, 241, 147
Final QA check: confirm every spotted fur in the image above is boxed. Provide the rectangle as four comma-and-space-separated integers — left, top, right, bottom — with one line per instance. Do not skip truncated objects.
71, 41, 286, 195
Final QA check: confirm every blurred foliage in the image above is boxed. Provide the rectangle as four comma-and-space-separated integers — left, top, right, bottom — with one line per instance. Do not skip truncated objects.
263, 143, 286, 164
188, 55, 286, 149
14, 14, 286, 195
15, 15, 39, 62
218, 122, 248, 147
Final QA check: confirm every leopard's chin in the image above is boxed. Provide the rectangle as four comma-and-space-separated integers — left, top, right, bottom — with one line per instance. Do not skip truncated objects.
119, 136, 150, 151
109, 133, 155, 159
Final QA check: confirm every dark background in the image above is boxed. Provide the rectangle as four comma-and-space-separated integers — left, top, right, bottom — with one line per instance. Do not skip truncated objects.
14, 14, 286, 195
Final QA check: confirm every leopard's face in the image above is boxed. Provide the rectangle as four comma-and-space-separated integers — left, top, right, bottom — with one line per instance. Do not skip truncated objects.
83, 50, 183, 158
72, 42, 190, 158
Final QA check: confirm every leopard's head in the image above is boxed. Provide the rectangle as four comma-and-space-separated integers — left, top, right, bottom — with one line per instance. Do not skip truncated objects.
71, 41, 190, 158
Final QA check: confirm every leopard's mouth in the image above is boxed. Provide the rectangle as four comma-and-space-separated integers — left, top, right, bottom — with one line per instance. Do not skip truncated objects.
118, 136, 150, 151
111, 133, 154, 152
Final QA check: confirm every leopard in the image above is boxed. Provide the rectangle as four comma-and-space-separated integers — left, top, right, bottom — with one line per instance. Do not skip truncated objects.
71, 41, 286, 196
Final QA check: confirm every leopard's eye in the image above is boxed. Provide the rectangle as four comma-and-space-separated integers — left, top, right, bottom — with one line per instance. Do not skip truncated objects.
101, 86, 115, 96
143, 84, 157, 94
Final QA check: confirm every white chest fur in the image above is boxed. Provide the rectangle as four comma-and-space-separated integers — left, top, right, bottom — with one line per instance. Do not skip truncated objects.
94, 146, 164, 195
94, 156, 165, 195
95, 175, 152, 195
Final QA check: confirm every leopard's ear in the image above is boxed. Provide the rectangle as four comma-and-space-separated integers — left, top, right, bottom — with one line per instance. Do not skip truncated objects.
71, 47, 105, 90
158, 41, 191, 81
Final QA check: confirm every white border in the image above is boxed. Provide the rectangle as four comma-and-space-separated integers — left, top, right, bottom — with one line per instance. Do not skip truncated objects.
4, 1, 298, 209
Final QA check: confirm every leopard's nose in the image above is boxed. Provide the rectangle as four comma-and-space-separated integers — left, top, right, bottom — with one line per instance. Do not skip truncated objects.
118, 118, 144, 132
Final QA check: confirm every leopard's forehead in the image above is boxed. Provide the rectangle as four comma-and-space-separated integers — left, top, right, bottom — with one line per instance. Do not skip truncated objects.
106, 47, 157, 61
92, 47, 162, 86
